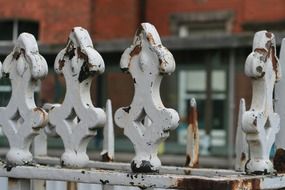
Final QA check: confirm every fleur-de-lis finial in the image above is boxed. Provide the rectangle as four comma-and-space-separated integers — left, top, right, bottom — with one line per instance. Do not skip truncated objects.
115, 23, 179, 173
45, 27, 106, 168
0, 33, 48, 165
241, 31, 281, 174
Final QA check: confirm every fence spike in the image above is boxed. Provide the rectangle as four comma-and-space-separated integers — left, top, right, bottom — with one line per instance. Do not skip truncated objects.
45, 27, 106, 168
185, 98, 199, 168
274, 38, 285, 173
101, 99, 115, 162
115, 23, 180, 173
235, 98, 248, 171
0, 33, 48, 165
242, 31, 281, 174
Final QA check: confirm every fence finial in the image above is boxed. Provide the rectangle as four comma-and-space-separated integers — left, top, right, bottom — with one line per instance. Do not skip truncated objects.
242, 31, 281, 174
46, 27, 106, 168
115, 23, 179, 173
0, 33, 48, 165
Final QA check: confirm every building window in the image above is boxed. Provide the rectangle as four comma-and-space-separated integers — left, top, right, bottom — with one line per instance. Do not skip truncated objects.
0, 20, 39, 41
170, 11, 234, 37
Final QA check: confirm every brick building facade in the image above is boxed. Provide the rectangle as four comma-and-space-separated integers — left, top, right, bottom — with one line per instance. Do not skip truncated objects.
0, 0, 285, 157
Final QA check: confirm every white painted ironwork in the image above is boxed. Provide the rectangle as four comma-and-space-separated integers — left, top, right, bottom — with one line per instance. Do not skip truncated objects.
274, 38, 285, 173
235, 98, 249, 172
241, 31, 281, 174
0, 33, 48, 165
115, 23, 179, 172
45, 27, 106, 168
101, 99, 115, 162
0, 26, 285, 190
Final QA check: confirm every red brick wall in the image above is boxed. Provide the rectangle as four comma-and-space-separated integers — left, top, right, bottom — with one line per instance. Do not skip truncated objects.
0, 0, 285, 43
146, 0, 243, 35
92, 0, 140, 40
146, 0, 285, 35
243, 0, 285, 22
0, 0, 91, 44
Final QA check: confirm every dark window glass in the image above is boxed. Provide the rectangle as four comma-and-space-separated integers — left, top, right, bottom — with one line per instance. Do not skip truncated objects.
18, 21, 39, 40
0, 21, 13, 40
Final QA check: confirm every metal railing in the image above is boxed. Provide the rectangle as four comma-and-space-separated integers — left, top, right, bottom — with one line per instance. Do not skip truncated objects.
0, 23, 284, 190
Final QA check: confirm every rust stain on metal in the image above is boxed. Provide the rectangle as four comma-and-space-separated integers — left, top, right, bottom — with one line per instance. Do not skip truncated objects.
271, 47, 279, 80
241, 152, 246, 162
189, 104, 198, 142
186, 99, 199, 168
77, 47, 88, 61
33, 107, 47, 123
130, 45, 142, 57
101, 152, 113, 162
58, 59, 65, 71
176, 178, 261, 190
265, 40, 272, 52
185, 154, 199, 169
273, 148, 285, 173
135, 25, 143, 37
12, 51, 21, 60
266, 32, 272, 38
231, 179, 261, 190
146, 33, 155, 45
185, 154, 191, 166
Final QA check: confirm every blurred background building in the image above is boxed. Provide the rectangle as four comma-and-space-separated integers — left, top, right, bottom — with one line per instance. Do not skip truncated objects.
0, 0, 285, 167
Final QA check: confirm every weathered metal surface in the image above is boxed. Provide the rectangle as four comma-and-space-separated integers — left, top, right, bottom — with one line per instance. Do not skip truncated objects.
185, 98, 199, 168
1, 162, 285, 189
242, 31, 281, 174
45, 27, 106, 168
235, 99, 249, 172
101, 99, 114, 162
34, 156, 243, 177
274, 38, 285, 173
115, 23, 179, 173
0, 33, 48, 165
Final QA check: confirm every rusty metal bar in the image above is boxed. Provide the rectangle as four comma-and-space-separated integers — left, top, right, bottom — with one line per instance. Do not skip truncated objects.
185, 98, 199, 168
0, 163, 285, 189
